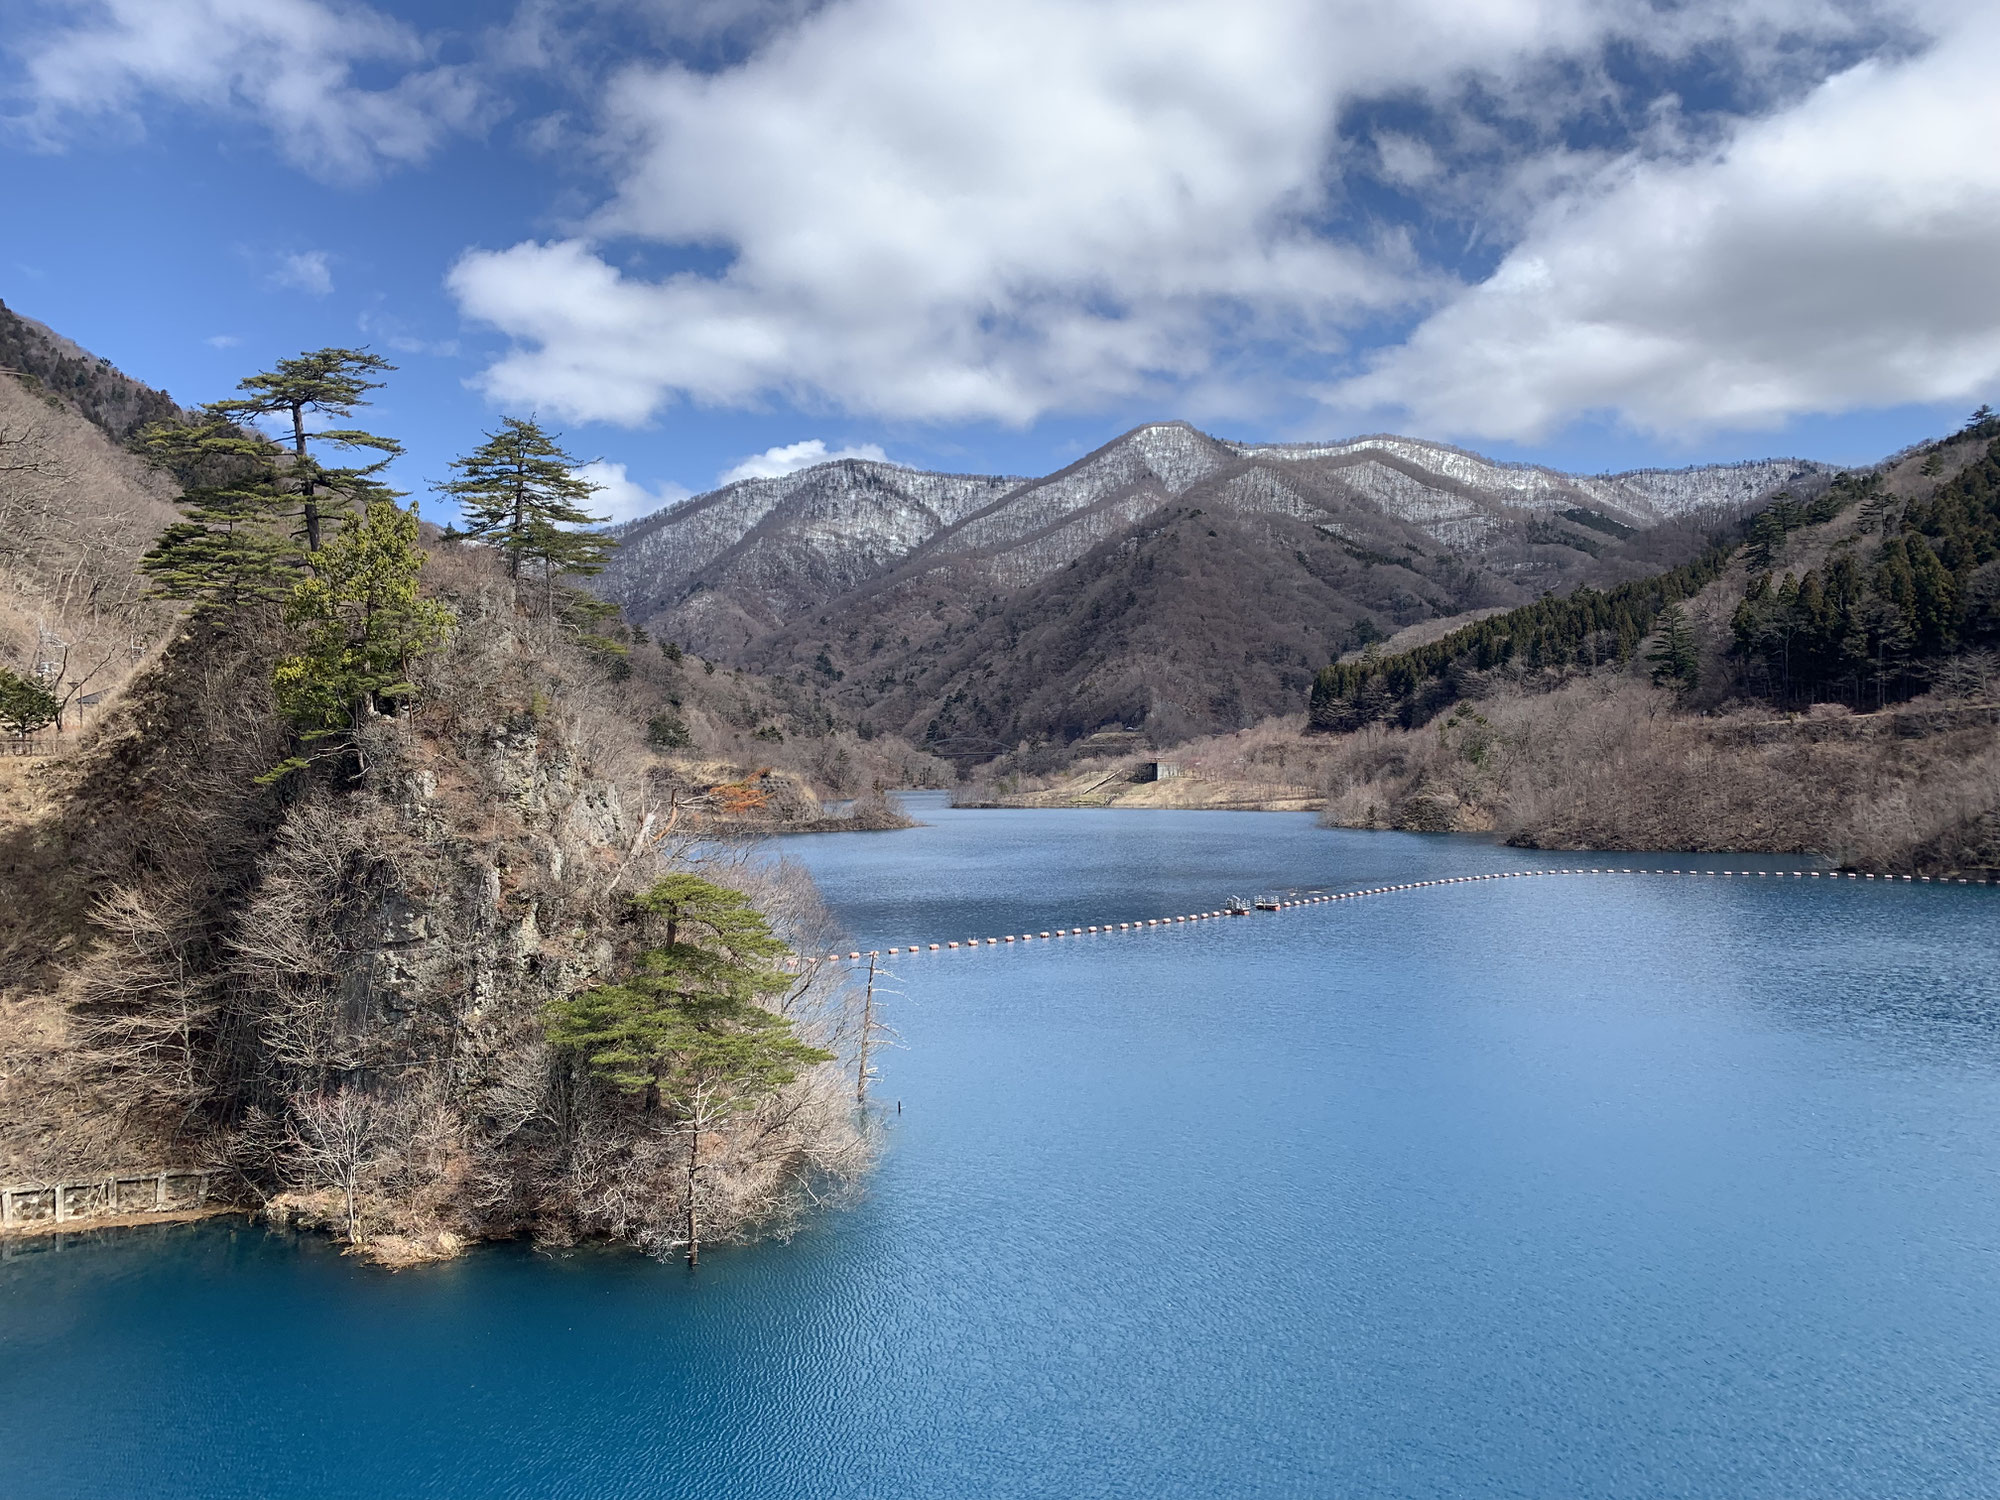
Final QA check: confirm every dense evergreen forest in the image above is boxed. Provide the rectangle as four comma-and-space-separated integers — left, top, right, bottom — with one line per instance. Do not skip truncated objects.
1730, 413, 2000, 708
1308, 412, 2000, 731
1307, 545, 1738, 731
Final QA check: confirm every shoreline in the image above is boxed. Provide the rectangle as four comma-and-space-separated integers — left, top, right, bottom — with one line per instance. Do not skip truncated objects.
932, 799, 2000, 875
0, 1205, 239, 1242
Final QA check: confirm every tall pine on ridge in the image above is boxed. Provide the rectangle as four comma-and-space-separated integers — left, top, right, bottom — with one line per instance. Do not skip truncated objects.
137, 347, 404, 608
434, 417, 614, 585
210, 348, 401, 552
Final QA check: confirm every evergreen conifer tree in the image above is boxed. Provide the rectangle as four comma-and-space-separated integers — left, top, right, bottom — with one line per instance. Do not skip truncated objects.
1646, 602, 1701, 695
544, 875, 832, 1264
545, 876, 812, 1100
265, 499, 454, 779
0, 667, 60, 745
137, 412, 300, 610
210, 349, 401, 551
433, 417, 613, 582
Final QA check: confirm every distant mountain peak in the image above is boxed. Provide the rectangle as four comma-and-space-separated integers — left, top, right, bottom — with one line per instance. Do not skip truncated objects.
595, 419, 1839, 728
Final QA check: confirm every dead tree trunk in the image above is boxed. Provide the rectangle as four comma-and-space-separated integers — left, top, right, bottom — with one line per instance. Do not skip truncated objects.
684, 1122, 701, 1267
856, 954, 878, 1104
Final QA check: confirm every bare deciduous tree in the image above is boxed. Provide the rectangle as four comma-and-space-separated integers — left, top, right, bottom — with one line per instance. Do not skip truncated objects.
287, 1086, 379, 1244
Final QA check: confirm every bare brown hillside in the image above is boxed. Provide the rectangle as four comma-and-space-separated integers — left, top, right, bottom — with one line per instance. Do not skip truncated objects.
0, 298, 184, 444
0, 371, 178, 717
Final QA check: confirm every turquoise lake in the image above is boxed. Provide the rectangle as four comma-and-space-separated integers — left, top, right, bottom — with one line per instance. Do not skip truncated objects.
5, 797, 2000, 1498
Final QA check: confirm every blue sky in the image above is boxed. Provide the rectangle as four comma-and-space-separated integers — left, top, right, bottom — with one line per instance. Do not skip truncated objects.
5, 0, 1996, 524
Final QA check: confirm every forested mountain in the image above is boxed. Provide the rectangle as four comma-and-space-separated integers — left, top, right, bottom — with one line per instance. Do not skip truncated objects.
597, 422, 1826, 765
0, 299, 184, 443
1726, 416, 2000, 709
1251, 413, 2000, 876
1310, 413, 2000, 734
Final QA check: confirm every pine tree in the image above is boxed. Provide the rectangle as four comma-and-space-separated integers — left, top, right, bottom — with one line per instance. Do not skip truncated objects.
137, 412, 301, 610
546, 878, 802, 1100
1646, 602, 1701, 695
210, 349, 401, 552
0, 667, 60, 745
433, 417, 613, 582
544, 875, 832, 1265
520, 511, 618, 590
265, 499, 454, 779
647, 710, 693, 749
1742, 509, 1789, 572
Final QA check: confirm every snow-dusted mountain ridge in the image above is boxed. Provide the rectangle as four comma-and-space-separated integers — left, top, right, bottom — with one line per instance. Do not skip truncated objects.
589, 420, 1838, 758
599, 422, 1830, 647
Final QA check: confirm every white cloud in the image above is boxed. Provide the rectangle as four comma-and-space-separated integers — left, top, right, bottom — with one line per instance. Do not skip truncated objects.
577, 459, 693, 524
9, 0, 487, 181
1330, 5, 2000, 440
384, 335, 461, 357
447, 0, 1923, 434
451, 0, 1666, 427
717, 439, 890, 484
269, 249, 334, 297
204, 333, 241, 348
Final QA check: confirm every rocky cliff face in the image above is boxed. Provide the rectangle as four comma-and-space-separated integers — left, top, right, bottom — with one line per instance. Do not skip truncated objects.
1, 568, 867, 1264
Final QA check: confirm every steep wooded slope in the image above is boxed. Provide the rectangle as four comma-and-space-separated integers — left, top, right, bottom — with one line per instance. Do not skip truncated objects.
1293, 418, 2000, 873
0, 298, 184, 443
0, 357, 179, 694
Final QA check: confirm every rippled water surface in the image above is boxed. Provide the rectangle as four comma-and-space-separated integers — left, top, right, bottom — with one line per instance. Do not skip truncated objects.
6, 799, 2000, 1499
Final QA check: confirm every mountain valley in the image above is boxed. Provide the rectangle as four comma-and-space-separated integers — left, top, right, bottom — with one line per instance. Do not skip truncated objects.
598, 422, 1827, 765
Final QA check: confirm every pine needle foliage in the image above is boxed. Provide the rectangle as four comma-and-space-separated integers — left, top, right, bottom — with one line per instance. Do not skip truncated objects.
1646, 602, 1700, 695
545, 876, 831, 1106
434, 417, 613, 582
263, 499, 454, 780
137, 412, 300, 611
137, 347, 405, 605
0, 666, 60, 743
208, 348, 401, 552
